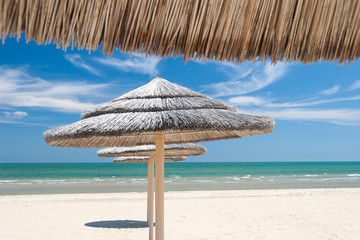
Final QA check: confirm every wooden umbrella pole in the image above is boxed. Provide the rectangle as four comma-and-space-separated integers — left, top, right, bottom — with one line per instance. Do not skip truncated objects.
155, 132, 165, 240
148, 152, 154, 240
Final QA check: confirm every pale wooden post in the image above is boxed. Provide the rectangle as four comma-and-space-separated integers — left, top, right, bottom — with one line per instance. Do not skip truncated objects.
155, 132, 165, 240
148, 152, 154, 240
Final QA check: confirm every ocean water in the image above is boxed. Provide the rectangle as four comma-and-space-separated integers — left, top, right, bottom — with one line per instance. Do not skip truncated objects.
0, 162, 359, 195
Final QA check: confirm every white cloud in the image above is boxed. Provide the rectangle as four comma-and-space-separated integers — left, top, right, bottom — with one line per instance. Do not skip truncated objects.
65, 54, 100, 75
229, 94, 360, 108
228, 93, 360, 125
267, 95, 360, 108
216, 62, 254, 80
238, 108, 360, 126
229, 96, 267, 106
0, 66, 109, 113
202, 60, 360, 126
205, 62, 287, 96
348, 80, 360, 91
95, 55, 160, 76
0, 118, 23, 124
3, 111, 28, 119
319, 85, 339, 95
0, 111, 28, 124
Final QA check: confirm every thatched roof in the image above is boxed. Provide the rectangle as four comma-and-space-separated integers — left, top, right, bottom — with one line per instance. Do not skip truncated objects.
1, 0, 359, 64
81, 79, 237, 119
113, 156, 186, 163
43, 77, 274, 148
98, 143, 206, 157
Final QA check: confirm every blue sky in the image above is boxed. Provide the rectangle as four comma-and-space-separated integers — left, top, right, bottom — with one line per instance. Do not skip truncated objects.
0, 37, 360, 163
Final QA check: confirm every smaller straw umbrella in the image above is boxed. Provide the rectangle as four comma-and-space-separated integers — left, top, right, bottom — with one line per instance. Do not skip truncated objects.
98, 144, 206, 157
98, 144, 206, 240
112, 156, 186, 163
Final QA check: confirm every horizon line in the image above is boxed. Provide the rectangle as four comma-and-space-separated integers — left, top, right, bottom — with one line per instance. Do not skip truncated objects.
1, 161, 360, 164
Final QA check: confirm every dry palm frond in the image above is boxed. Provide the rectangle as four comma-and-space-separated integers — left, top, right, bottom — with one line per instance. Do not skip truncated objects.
1, 0, 359, 64
82, 79, 238, 119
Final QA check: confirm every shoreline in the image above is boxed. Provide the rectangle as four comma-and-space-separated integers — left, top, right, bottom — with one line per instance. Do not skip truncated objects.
2, 182, 360, 196
1, 188, 360, 240
1, 187, 359, 198
0, 177, 360, 196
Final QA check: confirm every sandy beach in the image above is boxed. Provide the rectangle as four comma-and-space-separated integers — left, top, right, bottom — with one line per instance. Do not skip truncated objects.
1, 188, 359, 240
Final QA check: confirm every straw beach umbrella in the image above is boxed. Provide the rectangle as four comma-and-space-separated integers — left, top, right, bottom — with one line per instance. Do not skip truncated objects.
98, 144, 206, 157
99, 143, 206, 239
112, 156, 186, 163
44, 77, 274, 240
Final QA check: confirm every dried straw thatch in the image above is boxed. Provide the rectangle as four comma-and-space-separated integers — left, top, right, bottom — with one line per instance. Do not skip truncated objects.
1, 0, 359, 64
98, 143, 206, 157
81, 79, 238, 119
43, 77, 274, 148
82, 97, 238, 119
113, 156, 186, 163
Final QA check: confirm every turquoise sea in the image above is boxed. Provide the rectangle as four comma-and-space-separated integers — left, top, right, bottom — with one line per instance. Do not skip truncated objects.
0, 162, 359, 195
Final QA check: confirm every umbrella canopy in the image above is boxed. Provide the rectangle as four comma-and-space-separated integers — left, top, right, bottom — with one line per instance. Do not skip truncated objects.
113, 156, 186, 163
1, 0, 359, 64
98, 144, 206, 158
43, 77, 274, 147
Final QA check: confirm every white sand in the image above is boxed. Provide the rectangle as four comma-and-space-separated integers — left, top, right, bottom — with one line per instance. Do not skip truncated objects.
1, 188, 359, 240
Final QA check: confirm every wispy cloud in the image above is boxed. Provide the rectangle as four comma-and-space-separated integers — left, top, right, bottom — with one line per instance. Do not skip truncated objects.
230, 95, 360, 108
269, 95, 360, 108
228, 92, 360, 125
205, 62, 287, 96
0, 111, 28, 124
216, 62, 254, 80
319, 85, 339, 95
228, 96, 267, 106
65, 54, 100, 75
95, 55, 160, 76
3, 111, 28, 119
0, 66, 110, 113
239, 108, 360, 126
201, 61, 360, 125
0, 118, 25, 124
348, 80, 360, 91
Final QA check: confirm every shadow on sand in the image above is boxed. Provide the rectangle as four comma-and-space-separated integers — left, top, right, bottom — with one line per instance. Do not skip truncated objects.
85, 220, 152, 229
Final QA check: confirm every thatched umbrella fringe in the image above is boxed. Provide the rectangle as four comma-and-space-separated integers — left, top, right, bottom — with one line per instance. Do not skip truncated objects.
1, 0, 359, 64
45, 128, 269, 148
44, 109, 274, 148
81, 97, 238, 119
